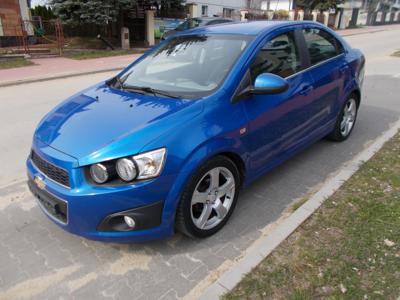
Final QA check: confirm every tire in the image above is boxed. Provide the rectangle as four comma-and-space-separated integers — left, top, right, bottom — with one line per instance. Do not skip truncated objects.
327, 95, 359, 142
175, 156, 241, 238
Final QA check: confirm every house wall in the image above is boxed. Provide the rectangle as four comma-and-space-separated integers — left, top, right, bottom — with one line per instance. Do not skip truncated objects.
192, 0, 248, 18
261, 0, 292, 11
0, 0, 23, 36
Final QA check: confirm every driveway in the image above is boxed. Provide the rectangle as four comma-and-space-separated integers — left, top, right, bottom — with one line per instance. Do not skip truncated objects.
0, 27, 400, 299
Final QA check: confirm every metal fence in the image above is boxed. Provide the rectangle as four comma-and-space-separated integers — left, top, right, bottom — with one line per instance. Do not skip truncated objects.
0, 19, 64, 55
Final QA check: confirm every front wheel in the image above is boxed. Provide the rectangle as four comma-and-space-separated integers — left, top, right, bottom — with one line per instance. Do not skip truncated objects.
175, 156, 240, 238
328, 96, 358, 141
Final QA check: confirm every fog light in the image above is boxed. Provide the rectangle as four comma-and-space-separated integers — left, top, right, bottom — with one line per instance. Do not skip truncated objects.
124, 216, 136, 228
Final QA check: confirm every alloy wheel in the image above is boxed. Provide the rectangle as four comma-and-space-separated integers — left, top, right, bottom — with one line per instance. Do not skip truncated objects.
340, 98, 357, 137
190, 167, 236, 230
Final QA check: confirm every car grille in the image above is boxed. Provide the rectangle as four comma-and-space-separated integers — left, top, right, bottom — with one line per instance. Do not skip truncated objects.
28, 178, 68, 224
31, 150, 71, 188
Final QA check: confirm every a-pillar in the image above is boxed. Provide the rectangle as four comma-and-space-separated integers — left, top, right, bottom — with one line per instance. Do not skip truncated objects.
145, 10, 155, 47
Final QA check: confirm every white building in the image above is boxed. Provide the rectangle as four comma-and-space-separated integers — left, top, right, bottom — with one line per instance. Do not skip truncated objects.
188, 0, 249, 18
260, 0, 294, 11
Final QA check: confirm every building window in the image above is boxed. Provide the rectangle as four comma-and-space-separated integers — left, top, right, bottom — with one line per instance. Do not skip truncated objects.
223, 8, 234, 18
202, 5, 208, 16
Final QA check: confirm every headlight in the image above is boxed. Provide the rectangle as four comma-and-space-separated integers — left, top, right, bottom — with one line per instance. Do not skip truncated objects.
133, 148, 166, 179
88, 148, 166, 184
116, 158, 137, 182
90, 163, 109, 184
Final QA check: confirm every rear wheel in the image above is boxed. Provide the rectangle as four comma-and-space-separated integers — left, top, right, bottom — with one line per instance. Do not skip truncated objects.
175, 156, 240, 238
328, 96, 358, 141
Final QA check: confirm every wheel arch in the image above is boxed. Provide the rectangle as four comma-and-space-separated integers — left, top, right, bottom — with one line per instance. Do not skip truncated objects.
350, 88, 361, 108
216, 151, 246, 187
160, 137, 248, 230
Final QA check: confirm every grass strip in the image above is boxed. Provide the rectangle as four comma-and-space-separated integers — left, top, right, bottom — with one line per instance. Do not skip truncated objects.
224, 132, 400, 300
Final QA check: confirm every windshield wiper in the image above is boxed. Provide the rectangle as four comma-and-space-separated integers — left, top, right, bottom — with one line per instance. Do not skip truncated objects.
122, 85, 182, 99
106, 76, 124, 89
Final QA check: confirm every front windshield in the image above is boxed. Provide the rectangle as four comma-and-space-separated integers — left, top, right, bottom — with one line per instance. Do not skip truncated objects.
118, 34, 253, 98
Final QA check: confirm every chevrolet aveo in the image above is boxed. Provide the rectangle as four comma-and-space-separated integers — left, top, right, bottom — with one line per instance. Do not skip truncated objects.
27, 21, 365, 242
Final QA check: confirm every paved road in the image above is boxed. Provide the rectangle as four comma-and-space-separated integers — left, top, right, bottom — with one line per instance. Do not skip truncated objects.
1, 28, 400, 299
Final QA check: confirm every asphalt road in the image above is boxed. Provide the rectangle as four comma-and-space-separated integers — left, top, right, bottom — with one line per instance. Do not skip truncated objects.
1, 28, 400, 299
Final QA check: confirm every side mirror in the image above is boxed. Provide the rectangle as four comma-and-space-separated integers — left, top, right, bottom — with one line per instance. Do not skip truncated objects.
253, 73, 289, 94
233, 73, 289, 103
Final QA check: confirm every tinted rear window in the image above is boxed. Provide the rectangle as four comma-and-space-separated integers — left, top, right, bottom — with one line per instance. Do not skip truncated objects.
303, 28, 343, 65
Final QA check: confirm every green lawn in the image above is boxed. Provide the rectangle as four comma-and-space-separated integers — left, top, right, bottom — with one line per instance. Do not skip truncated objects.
0, 58, 34, 69
224, 132, 400, 300
64, 49, 144, 60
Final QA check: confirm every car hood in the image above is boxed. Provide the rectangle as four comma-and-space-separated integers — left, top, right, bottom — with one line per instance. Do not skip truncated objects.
35, 83, 202, 165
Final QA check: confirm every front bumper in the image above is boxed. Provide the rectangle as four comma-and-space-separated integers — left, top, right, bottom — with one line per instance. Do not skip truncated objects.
26, 145, 176, 242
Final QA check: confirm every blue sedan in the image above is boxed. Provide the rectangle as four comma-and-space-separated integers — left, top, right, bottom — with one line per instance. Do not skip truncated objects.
27, 21, 365, 242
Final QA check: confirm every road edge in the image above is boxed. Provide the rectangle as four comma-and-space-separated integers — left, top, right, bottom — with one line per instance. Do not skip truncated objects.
0, 67, 122, 88
196, 118, 400, 300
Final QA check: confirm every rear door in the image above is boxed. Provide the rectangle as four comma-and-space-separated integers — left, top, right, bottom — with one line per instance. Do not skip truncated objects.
300, 27, 348, 129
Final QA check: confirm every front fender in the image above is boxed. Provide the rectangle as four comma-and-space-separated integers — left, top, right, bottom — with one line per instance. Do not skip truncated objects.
160, 136, 248, 231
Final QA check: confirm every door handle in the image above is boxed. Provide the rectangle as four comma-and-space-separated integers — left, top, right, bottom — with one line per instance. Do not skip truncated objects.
299, 85, 313, 96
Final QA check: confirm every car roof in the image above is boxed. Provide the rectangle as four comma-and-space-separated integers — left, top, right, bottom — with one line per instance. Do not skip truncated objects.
184, 20, 319, 36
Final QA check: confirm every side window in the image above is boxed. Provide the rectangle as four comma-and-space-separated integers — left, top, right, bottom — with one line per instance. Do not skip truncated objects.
249, 31, 301, 83
302, 28, 343, 65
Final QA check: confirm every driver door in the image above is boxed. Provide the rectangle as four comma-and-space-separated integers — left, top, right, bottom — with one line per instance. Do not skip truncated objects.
240, 30, 315, 176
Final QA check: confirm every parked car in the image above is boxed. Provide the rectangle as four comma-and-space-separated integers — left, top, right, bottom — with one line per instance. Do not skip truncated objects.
161, 17, 233, 39
27, 21, 365, 242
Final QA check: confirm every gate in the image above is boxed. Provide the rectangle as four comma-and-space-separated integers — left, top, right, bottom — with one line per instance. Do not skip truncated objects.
0, 18, 64, 56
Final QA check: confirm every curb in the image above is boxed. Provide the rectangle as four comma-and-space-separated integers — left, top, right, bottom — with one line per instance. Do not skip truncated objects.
0, 67, 122, 88
198, 118, 400, 300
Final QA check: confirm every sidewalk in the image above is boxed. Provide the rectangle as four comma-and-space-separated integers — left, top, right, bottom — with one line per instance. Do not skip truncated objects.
0, 24, 399, 87
337, 24, 400, 36
0, 54, 139, 87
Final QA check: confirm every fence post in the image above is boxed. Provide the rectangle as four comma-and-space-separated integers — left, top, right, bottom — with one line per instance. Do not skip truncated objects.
20, 19, 29, 55
145, 10, 155, 47
323, 11, 329, 26
55, 19, 64, 56
298, 10, 304, 21
187, 3, 198, 18
288, 10, 295, 20
312, 10, 318, 22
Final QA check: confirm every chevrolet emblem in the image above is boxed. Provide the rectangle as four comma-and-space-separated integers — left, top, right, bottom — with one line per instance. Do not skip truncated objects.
34, 176, 46, 190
